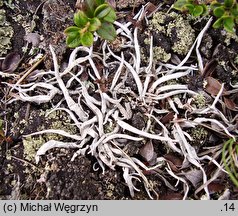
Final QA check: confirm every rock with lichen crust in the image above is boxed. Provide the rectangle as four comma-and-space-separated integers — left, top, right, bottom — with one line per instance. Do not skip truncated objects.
0, 3, 14, 56
21, 109, 78, 162
140, 11, 195, 64
116, 0, 145, 9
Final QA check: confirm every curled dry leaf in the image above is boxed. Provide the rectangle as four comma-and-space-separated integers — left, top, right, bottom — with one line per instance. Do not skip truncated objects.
139, 140, 154, 162
201, 59, 217, 78
224, 97, 238, 111
160, 112, 174, 124
205, 76, 226, 96
207, 182, 225, 194
1, 52, 21, 73
166, 160, 180, 173
164, 153, 183, 167
144, 2, 158, 17
183, 169, 203, 187
164, 153, 183, 172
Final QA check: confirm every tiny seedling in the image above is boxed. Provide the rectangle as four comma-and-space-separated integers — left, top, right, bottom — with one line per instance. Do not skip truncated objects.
64, 0, 117, 47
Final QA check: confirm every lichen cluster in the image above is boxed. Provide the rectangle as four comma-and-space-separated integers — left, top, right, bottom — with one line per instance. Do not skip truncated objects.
193, 93, 206, 109
116, 0, 145, 9
141, 11, 195, 63
190, 126, 209, 146
0, 1, 14, 56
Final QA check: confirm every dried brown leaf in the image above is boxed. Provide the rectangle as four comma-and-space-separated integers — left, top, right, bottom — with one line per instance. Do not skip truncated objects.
166, 160, 180, 173
201, 59, 217, 78
139, 140, 154, 162
160, 112, 174, 124
1, 52, 21, 73
224, 97, 238, 111
164, 153, 183, 167
205, 76, 226, 96
208, 182, 225, 194
184, 169, 203, 187
144, 2, 158, 17
159, 192, 183, 200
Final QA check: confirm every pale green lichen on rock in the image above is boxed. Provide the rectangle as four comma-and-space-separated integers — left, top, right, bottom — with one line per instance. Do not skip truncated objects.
116, 0, 145, 9
142, 36, 171, 63
0, 3, 14, 56
142, 11, 195, 63
23, 109, 78, 162
167, 14, 195, 55
234, 55, 238, 65
23, 136, 45, 161
193, 93, 206, 109
149, 12, 166, 33
153, 46, 171, 63
190, 126, 209, 146
222, 30, 238, 46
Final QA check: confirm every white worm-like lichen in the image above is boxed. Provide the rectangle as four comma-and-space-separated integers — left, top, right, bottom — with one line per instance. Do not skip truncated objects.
3, 4, 236, 200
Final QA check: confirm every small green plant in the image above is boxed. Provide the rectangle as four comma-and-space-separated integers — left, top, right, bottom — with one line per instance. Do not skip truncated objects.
211, 0, 238, 32
64, 0, 117, 47
222, 138, 238, 187
173, 0, 238, 33
173, 0, 208, 17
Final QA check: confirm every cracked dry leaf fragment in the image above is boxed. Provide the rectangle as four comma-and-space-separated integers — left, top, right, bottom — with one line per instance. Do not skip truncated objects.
205, 76, 227, 96
183, 169, 203, 187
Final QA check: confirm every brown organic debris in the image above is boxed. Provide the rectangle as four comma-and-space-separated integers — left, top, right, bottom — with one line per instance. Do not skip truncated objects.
205, 76, 226, 96
1, 52, 21, 73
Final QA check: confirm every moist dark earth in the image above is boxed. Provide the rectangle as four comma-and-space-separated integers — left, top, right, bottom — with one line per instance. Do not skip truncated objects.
0, 0, 238, 200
